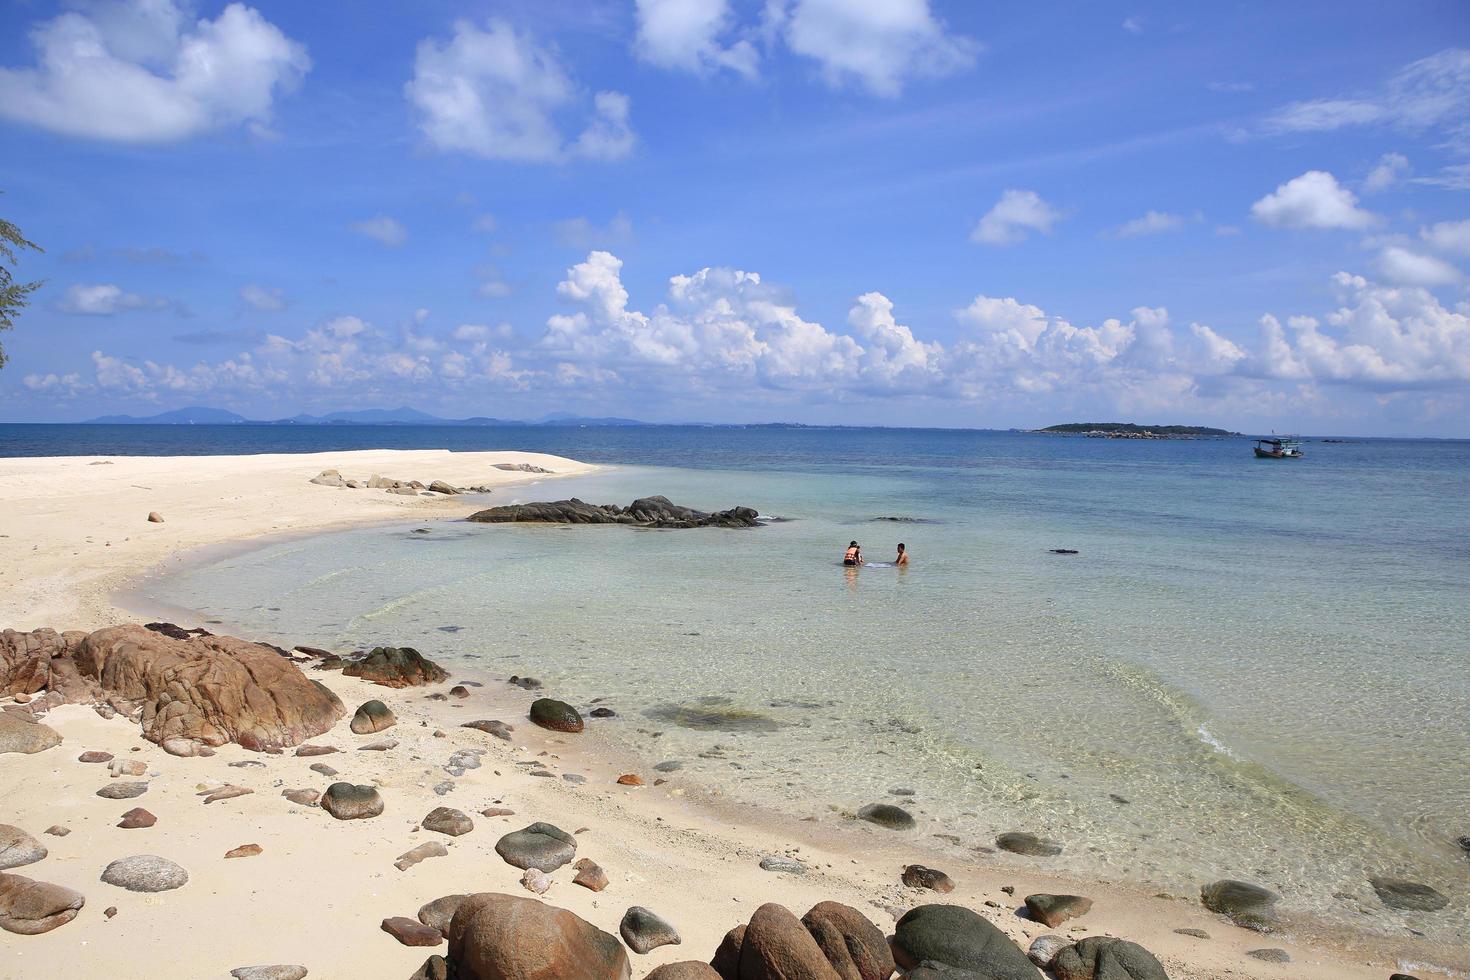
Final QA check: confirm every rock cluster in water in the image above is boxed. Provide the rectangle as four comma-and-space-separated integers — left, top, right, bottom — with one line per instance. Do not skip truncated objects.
467, 495, 760, 529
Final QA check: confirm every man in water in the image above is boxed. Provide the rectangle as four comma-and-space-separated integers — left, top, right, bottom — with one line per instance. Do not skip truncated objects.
895, 543, 909, 566
843, 541, 862, 566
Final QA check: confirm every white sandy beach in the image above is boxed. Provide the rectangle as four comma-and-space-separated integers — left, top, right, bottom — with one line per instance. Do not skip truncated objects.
1, 450, 1461, 980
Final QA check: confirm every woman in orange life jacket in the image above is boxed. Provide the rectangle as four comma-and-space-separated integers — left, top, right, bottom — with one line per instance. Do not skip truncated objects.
843, 541, 862, 566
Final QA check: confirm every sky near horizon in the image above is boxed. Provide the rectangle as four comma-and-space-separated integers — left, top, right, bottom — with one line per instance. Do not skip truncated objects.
1, 1, 1469, 434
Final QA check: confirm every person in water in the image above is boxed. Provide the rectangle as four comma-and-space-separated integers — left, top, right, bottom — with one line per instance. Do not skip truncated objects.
895, 543, 909, 566
843, 541, 862, 566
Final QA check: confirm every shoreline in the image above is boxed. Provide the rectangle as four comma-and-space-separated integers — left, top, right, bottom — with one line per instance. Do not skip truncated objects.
2, 450, 1463, 979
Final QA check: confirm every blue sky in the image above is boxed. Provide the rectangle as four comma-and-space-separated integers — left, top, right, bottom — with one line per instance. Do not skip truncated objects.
2, 0, 1469, 434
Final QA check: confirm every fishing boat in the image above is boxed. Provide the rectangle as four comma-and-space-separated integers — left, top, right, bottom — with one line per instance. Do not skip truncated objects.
1253, 437, 1304, 459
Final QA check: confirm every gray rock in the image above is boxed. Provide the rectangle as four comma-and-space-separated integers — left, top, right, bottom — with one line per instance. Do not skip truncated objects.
310, 469, 346, 487
1245, 948, 1291, 963
467, 494, 758, 529
350, 699, 396, 735
1369, 876, 1449, 912
96, 781, 148, 800
1173, 928, 1209, 939
653, 760, 683, 772
282, 788, 319, 807
620, 906, 681, 954
996, 832, 1062, 857
309, 763, 338, 778
1200, 879, 1279, 932
759, 854, 806, 874
529, 698, 584, 733
494, 822, 577, 871
462, 719, 513, 741
856, 802, 916, 830
1027, 935, 1070, 968
892, 904, 1038, 979
903, 864, 955, 892
0, 714, 62, 755
422, 807, 473, 837
100, 854, 188, 892
1052, 937, 1168, 980
321, 782, 383, 820
230, 967, 309, 980
0, 826, 47, 871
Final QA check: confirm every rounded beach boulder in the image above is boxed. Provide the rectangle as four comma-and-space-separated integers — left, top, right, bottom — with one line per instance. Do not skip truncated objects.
856, 802, 915, 830
0, 872, 85, 934
892, 904, 1037, 979
1052, 936, 1168, 980
350, 699, 396, 735
801, 901, 895, 980
321, 782, 384, 820
1199, 879, 1279, 932
529, 698, 584, 733
494, 822, 577, 871
448, 892, 630, 980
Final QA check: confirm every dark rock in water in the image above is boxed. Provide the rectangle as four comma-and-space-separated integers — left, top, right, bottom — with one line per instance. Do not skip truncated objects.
1048, 549, 1079, 555
1052, 937, 1168, 980
0, 826, 46, 870
996, 832, 1061, 856
417, 893, 469, 939
529, 698, 584, 733
645, 964, 722, 980
350, 699, 396, 735
321, 782, 383, 820
869, 516, 936, 524
1457, 835, 1470, 857
1200, 879, 1279, 932
590, 706, 617, 718
801, 900, 895, 980
645, 697, 780, 732
100, 854, 188, 892
903, 865, 955, 892
343, 647, 448, 688
857, 803, 915, 830
422, 806, 473, 837
1024, 894, 1092, 927
448, 892, 629, 979
737, 903, 840, 979
620, 905, 681, 954
508, 675, 542, 690
892, 904, 1037, 979
0, 872, 86, 934
383, 915, 444, 947
1245, 948, 1290, 964
467, 495, 761, 529
495, 822, 577, 871
462, 719, 513, 741
1369, 876, 1449, 912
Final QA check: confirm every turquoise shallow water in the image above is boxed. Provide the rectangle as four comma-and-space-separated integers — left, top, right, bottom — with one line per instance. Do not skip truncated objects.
130, 429, 1470, 944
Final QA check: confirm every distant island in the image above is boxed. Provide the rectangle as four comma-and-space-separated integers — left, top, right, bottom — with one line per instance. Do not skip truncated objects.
1036, 422, 1240, 439
83, 406, 652, 427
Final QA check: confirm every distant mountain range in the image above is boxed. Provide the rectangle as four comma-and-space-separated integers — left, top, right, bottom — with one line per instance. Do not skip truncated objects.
85, 406, 653, 427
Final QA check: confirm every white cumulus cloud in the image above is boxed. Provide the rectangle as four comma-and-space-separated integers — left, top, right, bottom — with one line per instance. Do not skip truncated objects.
55, 283, 166, 315
970, 190, 1064, 246
0, 0, 308, 142
349, 216, 407, 247
1421, 219, 1470, 256
1110, 210, 1186, 238
1363, 152, 1410, 193
405, 19, 634, 163
1375, 246, 1461, 287
634, 0, 759, 78
1250, 171, 1375, 230
782, 0, 979, 97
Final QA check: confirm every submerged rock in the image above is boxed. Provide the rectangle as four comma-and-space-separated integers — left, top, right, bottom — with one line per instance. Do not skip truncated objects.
467, 495, 760, 529
1369, 876, 1449, 912
857, 803, 915, 830
1200, 879, 1279, 932
996, 832, 1062, 857
644, 697, 780, 732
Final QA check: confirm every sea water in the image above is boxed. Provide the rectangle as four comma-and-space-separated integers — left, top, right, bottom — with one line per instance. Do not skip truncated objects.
24, 425, 1462, 944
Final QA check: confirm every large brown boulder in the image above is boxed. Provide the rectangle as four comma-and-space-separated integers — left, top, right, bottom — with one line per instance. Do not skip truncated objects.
0, 628, 92, 700
67, 625, 345, 751
801, 902, 894, 980
343, 647, 448, 688
448, 892, 630, 979
737, 903, 843, 980
647, 965, 722, 980
0, 872, 85, 934
0, 713, 62, 754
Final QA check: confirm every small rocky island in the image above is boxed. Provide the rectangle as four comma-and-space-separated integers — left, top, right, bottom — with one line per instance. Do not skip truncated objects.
467, 495, 761, 529
1035, 422, 1239, 439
